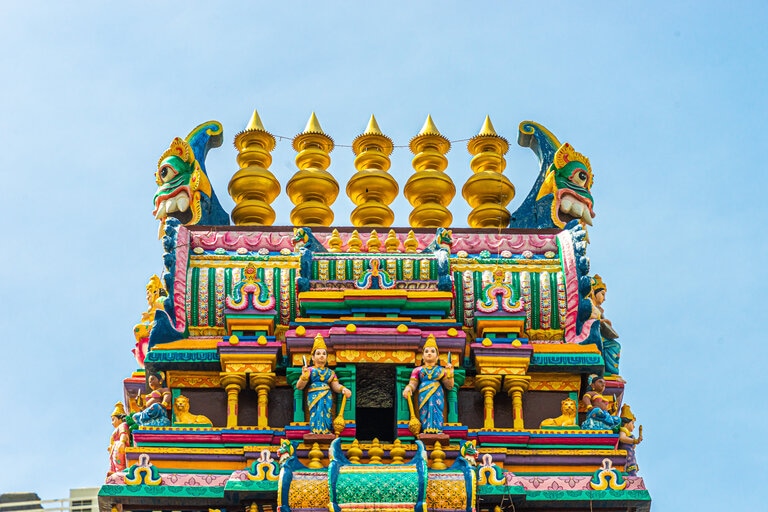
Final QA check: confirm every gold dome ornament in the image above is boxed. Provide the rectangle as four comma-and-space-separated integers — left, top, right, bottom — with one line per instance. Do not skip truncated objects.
286, 113, 338, 226
404, 115, 455, 227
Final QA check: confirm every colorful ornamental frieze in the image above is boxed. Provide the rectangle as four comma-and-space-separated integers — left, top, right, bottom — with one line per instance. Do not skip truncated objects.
99, 114, 650, 512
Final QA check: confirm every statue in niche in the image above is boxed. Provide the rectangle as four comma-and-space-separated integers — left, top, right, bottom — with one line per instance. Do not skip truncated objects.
401, 335, 454, 434
540, 397, 578, 427
580, 374, 621, 431
107, 402, 130, 476
131, 371, 172, 427
618, 404, 643, 475
296, 334, 351, 435
173, 395, 212, 426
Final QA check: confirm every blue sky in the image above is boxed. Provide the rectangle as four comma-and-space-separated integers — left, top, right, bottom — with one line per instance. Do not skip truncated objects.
1, 2, 765, 510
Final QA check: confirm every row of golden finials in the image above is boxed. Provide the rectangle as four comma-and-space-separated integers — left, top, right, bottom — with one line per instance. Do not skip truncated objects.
303, 438, 453, 469
227, 111, 516, 229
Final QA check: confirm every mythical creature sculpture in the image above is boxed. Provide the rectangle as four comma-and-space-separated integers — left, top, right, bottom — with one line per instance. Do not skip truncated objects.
292, 227, 327, 292
540, 397, 578, 427
295, 334, 351, 434
152, 121, 229, 229
402, 335, 454, 434
172, 395, 212, 426
510, 122, 595, 229
423, 227, 453, 292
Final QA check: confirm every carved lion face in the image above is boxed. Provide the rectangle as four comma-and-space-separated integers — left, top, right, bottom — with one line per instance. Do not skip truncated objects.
561, 398, 577, 416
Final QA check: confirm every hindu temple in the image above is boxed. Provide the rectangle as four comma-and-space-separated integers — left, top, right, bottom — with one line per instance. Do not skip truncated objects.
99, 112, 651, 512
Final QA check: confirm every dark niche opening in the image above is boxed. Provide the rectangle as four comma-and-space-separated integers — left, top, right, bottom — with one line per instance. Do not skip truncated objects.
354, 364, 396, 442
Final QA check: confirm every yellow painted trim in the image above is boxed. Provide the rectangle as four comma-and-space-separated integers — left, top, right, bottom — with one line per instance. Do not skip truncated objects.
152, 339, 221, 350
532, 343, 601, 354
508, 464, 625, 473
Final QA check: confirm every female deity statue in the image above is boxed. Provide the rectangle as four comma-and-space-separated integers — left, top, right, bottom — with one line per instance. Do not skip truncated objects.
107, 402, 130, 476
402, 335, 454, 434
296, 334, 351, 435
132, 275, 167, 367
132, 371, 172, 427
580, 374, 622, 431
618, 404, 643, 475
589, 275, 621, 376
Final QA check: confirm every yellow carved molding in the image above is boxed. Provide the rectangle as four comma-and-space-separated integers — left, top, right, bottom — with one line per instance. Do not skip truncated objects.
151, 339, 221, 350
187, 327, 227, 336
167, 371, 222, 388
475, 355, 530, 375
335, 349, 416, 364
126, 447, 242, 455
452, 262, 561, 273
532, 343, 600, 354
527, 329, 565, 341
528, 373, 581, 392
225, 363, 272, 373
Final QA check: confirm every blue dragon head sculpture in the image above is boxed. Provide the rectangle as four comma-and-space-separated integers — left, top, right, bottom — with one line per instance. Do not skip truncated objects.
510, 121, 595, 229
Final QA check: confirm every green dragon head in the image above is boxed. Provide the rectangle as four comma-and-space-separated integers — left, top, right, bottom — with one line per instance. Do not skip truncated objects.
153, 137, 212, 225
536, 142, 595, 228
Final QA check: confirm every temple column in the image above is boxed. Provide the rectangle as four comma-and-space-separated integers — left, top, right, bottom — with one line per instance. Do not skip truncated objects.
220, 372, 246, 428
250, 372, 276, 428
286, 368, 305, 422
503, 376, 531, 429
446, 369, 465, 423
475, 375, 502, 429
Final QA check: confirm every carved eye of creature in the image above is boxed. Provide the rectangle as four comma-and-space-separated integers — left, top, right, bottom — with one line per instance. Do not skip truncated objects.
157, 164, 178, 184
570, 168, 589, 188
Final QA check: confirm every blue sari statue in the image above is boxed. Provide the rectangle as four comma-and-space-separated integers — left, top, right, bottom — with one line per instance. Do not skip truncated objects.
296, 334, 351, 435
402, 335, 454, 434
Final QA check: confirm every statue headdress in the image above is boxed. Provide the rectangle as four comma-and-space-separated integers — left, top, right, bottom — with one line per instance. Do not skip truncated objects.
111, 402, 127, 418
311, 333, 328, 354
423, 334, 439, 353
591, 274, 606, 294
620, 404, 636, 422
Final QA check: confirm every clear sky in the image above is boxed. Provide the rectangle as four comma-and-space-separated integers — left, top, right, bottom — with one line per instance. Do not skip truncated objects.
0, 2, 765, 510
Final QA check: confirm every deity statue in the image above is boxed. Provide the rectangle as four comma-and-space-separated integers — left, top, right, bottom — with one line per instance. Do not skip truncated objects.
402, 335, 454, 434
107, 402, 130, 476
618, 404, 643, 475
131, 372, 172, 427
588, 275, 622, 376
173, 395, 212, 426
132, 275, 167, 367
580, 374, 622, 431
295, 334, 351, 435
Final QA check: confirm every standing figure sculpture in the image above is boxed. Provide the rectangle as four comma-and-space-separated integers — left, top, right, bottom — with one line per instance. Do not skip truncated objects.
402, 335, 454, 434
580, 374, 621, 431
132, 372, 172, 427
107, 402, 130, 476
589, 275, 622, 376
132, 275, 167, 368
618, 404, 643, 475
296, 334, 351, 435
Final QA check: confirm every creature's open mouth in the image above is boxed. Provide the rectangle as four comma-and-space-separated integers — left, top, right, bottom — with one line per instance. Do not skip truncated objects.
153, 186, 193, 224
556, 188, 595, 226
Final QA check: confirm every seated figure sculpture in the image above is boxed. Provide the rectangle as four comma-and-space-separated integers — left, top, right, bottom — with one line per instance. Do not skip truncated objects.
296, 334, 351, 435
402, 335, 454, 434
580, 374, 621, 431
173, 395, 212, 426
589, 275, 621, 376
540, 397, 578, 427
132, 372, 172, 427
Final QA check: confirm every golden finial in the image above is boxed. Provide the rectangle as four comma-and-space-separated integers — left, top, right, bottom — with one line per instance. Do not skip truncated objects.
369, 438, 384, 464
347, 230, 362, 253
308, 442, 324, 469
430, 441, 447, 469
404, 230, 418, 253
385, 229, 400, 252
286, 112, 338, 226
404, 115, 454, 227
348, 115, 398, 227
229, 109, 280, 225
347, 439, 362, 463
463, 115, 514, 228
328, 229, 342, 252
390, 439, 405, 464
367, 230, 381, 252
